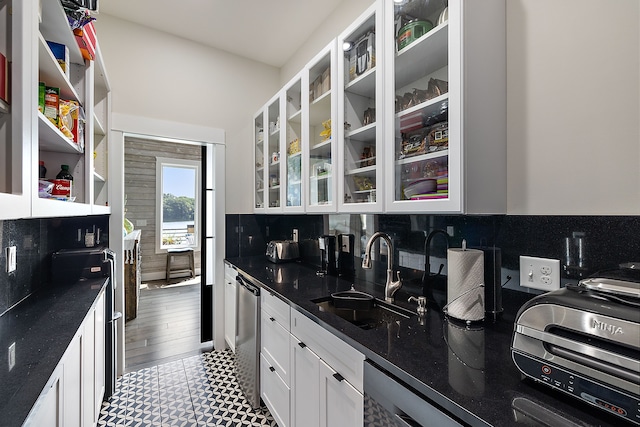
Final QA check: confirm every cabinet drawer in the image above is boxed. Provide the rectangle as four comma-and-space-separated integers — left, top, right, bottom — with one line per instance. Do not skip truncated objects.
260, 353, 290, 427
261, 309, 291, 385
261, 290, 290, 328
291, 308, 364, 393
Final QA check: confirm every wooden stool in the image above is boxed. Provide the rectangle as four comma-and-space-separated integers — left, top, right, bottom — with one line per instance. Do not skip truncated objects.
166, 248, 195, 280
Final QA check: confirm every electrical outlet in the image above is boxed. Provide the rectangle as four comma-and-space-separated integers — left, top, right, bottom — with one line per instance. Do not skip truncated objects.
6, 246, 16, 273
446, 226, 454, 237
292, 229, 299, 242
8, 342, 16, 371
519, 256, 560, 292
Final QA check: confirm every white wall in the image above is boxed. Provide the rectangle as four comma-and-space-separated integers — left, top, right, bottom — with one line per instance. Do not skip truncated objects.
506, 0, 639, 214
279, 0, 374, 86
94, 14, 280, 214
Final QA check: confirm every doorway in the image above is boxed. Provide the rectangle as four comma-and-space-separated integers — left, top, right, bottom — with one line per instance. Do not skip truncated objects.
123, 136, 210, 371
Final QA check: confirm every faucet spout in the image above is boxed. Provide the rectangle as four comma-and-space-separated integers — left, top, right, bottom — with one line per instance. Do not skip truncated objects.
362, 232, 402, 302
422, 229, 449, 297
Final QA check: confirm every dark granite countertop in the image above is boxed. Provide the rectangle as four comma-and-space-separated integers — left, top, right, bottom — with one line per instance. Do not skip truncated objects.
226, 256, 626, 427
0, 278, 107, 427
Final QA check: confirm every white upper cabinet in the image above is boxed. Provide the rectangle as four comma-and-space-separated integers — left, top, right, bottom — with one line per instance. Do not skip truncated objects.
0, 0, 112, 219
252, 0, 505, 215
282, 72, 306, 213
383, 0, 506, 214
304, 41, 338, 213
337, 3, 384, 213
0, 0, 32, 220
253, 106, 266, 212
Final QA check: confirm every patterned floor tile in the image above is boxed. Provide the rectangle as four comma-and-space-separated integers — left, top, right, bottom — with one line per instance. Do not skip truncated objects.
98, 349, 276, 427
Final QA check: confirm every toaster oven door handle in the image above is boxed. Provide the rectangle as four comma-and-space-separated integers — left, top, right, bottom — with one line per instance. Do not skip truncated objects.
516, 325, 640, 373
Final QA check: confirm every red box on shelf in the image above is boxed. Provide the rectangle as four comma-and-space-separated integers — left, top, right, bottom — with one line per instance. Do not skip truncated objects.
0, 52, 9, 104
74, 22, 97, 61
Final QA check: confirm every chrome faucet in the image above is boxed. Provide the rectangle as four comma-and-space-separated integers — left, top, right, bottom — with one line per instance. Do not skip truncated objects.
362, 231, 402, 302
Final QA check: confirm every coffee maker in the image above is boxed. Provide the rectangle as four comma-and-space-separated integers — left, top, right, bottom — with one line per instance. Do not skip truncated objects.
318, 235, 337, 276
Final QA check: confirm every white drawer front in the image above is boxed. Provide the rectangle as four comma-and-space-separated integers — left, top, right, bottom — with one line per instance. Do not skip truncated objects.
261, 291, 290, 328
291, 309, 364, 393
260, 353, 290, 427
261, 309, 291, 385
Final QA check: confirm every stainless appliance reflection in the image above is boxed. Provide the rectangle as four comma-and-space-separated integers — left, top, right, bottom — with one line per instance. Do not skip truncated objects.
445, 318, 485, 397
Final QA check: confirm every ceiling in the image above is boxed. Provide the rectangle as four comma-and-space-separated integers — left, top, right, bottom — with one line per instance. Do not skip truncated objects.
97, 0, 345, 68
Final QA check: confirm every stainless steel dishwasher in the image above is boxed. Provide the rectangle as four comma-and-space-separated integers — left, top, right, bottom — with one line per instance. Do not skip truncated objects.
235, 274, 261, 408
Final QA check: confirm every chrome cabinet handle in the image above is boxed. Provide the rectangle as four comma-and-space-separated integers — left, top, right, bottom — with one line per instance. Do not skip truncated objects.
333, 372, 344, 382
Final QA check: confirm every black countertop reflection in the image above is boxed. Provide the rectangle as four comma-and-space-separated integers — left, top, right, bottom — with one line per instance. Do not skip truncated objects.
227, 256, 625, 427
0, 278, 107, 427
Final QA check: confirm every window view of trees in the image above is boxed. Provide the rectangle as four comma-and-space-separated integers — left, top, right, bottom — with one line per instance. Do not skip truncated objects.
163, 193, 195, 222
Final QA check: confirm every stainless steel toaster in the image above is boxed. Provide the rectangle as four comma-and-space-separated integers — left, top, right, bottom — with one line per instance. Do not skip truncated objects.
266, 240, 300, 263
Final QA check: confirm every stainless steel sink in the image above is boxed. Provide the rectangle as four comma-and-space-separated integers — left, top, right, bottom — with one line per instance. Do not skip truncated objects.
312, 292, 415, 330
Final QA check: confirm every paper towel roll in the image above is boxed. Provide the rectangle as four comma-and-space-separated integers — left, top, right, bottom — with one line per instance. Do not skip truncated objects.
447, 248, 485, 322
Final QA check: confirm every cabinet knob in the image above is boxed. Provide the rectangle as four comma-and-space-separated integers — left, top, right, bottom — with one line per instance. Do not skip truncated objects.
269, 366, 275, 372
269, 317, 276, 322
297, 342, 307, 348
333, 372, 345, 382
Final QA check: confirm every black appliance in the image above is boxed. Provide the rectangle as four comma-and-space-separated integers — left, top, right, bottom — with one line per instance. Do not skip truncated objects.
511, 265, 640, 425
51, 247, 121, 399
319, 235, 337, 276
364, 360, 464, 426
337, 233, 355, 278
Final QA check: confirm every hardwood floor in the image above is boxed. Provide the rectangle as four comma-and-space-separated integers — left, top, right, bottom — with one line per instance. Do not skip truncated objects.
124, 278, 213, 373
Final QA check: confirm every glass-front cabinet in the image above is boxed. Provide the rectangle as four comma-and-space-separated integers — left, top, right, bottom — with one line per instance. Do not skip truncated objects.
305, 41, 337, 213
253, 108, 266, 211
383, 0, 506, 214
0, 0, 31, 219
283, 73, 305, 212
337, 3, 383, 213
266, 94, 283, 210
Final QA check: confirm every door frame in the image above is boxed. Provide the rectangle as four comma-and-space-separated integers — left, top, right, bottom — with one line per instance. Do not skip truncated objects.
110, 113, 226, 376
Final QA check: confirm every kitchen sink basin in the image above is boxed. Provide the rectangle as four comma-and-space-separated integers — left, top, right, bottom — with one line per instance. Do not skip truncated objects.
312, 293, 416, 330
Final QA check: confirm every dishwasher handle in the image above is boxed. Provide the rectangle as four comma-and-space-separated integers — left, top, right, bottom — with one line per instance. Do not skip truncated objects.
237, 275, 260, 296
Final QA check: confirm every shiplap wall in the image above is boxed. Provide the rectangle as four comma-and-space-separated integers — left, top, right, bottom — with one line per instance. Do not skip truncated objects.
124, 137, 202, 280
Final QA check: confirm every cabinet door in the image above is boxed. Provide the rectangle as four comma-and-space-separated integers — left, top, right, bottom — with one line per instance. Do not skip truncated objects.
94, 291, 106, 412
304, 40, 338, 213
63, 333, 82, 427
254, 107, 267, 211
224, 280, 236, 352
0, 0, 32, 219
25, 366, 62, 427
337, 3, 384, 213
265, 92, 284, 211
383, 0, 454, 213
291, 337, 320, 427
283, 72, 305, 212
319, 359, 363, 427
83, 308, 96, 426
260, 353, 290, 427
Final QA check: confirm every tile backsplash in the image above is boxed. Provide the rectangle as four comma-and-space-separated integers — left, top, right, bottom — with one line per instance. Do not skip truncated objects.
0, 215, 109, 316
226, 213, 640, 300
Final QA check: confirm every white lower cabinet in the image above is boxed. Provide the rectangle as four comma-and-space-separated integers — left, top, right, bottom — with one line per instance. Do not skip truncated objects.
27, 366, 62, 427
260, 353, 291, 427
290, 308, 364, 427
260, 292, 292, 427
24, 289, 106, 427
291, 337, 320, 427
319, 359, 363, 427
63, 333, 83, 426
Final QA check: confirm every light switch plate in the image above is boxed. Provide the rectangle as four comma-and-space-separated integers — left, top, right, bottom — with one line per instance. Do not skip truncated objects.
6, 246, 16, 273
8, 342, 16, 371
519, 256, 560, 292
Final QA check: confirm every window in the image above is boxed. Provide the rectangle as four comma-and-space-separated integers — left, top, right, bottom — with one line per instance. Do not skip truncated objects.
156, 157, 201, 251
